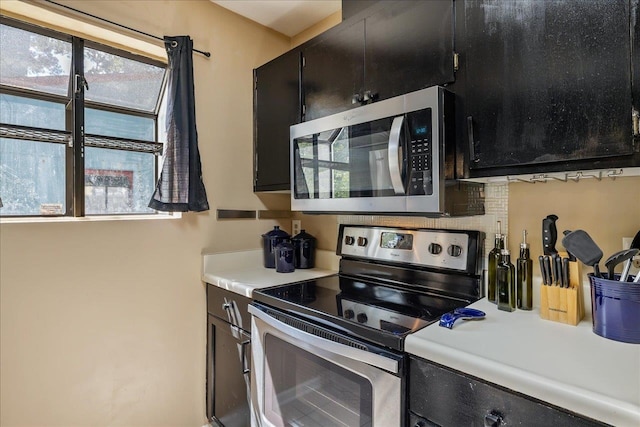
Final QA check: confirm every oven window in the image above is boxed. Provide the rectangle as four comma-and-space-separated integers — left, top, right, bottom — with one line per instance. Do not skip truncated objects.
263, 334, 373, 427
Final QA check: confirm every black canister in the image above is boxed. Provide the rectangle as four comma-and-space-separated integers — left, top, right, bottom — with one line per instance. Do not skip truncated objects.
261, 226, 290, 268
292, 229, 316, 269
275, 240, 295, 273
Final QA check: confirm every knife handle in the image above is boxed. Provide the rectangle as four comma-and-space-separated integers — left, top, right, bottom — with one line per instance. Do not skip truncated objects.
542, 215, 559, 255
539, 255, 547, 285
543, 256, 553, 286
562, 258, 570, 288
554, 255, 563, 287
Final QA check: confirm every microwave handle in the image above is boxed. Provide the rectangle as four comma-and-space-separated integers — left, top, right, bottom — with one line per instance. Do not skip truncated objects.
388, 115, 406, 195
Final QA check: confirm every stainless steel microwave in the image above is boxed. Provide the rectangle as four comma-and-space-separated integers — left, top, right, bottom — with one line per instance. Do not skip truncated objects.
290, 86, 484, 216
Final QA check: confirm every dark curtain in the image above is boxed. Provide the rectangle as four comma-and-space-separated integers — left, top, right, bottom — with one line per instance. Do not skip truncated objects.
149, 36, 209, 212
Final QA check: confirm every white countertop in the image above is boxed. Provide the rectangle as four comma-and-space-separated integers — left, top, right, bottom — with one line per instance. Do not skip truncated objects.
201, 249, 338, 297
202, 251, 638, 425
405, 296, 640, 426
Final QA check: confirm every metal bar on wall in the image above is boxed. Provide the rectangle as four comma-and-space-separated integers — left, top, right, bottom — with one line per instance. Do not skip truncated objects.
216, 209, 256, 220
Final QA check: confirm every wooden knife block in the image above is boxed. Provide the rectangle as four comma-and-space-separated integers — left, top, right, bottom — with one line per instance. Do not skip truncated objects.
539, 256, 584, 326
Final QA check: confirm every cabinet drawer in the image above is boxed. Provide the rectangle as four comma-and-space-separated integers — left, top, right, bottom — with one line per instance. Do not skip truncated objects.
409, 357, 608, 427
207, 284, 252, 333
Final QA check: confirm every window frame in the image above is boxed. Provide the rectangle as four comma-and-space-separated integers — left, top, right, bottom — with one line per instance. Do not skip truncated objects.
0, 16, 168, 218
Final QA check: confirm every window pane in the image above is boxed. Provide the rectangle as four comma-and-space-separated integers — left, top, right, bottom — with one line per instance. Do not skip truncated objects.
0, 94, 66, 130
0, 139, 66, 215
84, 47, 165, 112
86, 108, 155, 141
84, 147, 156, 214
0, 24, 71, 96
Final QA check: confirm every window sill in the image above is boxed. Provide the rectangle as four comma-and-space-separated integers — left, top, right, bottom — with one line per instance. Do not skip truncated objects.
0, 212, 182, 224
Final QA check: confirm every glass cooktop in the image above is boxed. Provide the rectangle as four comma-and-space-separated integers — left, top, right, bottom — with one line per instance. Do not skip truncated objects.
252, 274, 470, 351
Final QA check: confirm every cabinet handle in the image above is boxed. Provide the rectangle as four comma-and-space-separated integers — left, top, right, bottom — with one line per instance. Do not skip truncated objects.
467, 116, 479, 163
363, 90, 377, 103
483, 411, 503, 427
240, 340, 250, 375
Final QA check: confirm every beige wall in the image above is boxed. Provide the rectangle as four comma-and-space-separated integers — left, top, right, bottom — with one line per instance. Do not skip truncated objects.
1, 2, 638, 426
508, 175, 640, 281
290, 10, 341, 48
0, 1, 292, 426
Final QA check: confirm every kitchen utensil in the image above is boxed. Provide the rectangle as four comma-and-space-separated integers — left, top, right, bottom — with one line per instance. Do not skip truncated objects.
562, 257, 570, 288
291, 229, 316, 269
604, 248, 639, 280
543, 255, 553, 285
561, 230, 603, 278
261, 226, 290, 268
542, 214, 559, 255
539, 255, 548, 285
562, 230, 577, 261
553, 254, 562, 286
439, 308, 486, 329
620, 231, 640, 282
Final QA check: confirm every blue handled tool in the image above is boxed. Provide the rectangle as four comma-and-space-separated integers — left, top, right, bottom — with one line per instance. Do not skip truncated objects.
439, 308, 486, 329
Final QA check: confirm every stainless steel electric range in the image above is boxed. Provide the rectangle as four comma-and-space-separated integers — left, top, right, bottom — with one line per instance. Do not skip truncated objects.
249, 224, 485, 427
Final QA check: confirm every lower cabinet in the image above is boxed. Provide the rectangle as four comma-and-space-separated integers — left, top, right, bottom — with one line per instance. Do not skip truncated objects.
206, 285, 252, 427
408, 356, 608, 427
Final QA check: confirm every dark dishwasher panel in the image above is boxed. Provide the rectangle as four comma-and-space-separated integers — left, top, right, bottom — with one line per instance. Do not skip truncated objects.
206, 285, 252, 427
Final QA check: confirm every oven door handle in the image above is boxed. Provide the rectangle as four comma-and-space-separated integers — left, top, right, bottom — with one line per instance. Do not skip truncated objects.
388, 115, 406, 195
249, 305, 399, 374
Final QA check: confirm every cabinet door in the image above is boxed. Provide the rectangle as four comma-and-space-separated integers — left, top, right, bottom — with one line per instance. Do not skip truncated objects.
633, 0, 640, 127
409, 357, 607, 427
365, 0, 455, 102
462, 0, 633, 172
206, 314, 251, 427
254, 50, 301, 191
302, 20, 365, 121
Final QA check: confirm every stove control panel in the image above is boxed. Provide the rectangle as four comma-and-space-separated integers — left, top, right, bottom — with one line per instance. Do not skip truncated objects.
338, 225, 482, 273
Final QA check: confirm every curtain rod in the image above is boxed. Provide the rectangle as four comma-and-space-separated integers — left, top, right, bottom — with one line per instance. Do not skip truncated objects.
43, 0, 211, 58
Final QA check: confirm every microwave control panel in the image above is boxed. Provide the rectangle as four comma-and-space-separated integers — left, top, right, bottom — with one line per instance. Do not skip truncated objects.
407, 109, 433, 196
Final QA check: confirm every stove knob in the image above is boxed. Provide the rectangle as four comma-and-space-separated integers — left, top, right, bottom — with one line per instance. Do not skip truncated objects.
448, 244, 463, 257
428, 243, 442, 255
344, 309, 355, 320
345, 236, 355, 245
357, 313, 368, 323
357, 237, 368, 247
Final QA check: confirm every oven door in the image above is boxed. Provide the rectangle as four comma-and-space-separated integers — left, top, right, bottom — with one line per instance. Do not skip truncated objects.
249, 304, 402, 427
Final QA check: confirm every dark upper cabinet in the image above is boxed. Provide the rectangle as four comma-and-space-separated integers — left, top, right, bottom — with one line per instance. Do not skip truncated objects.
253, 49, 301, 191
460, 0, 639, 176
341, 0, 380, 21
302, 0, 455, 121
301, 20, 365, 121
633, 0, 640, 129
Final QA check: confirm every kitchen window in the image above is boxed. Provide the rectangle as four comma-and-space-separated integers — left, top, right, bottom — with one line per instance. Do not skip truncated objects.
0, 17, 168, 218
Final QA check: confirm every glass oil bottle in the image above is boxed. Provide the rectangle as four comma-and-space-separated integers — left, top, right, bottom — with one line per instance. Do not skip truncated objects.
497, 237, 516, 312
517, 230, 533, 310
487, 220, 504, 303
